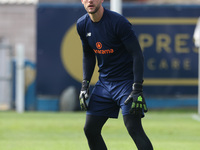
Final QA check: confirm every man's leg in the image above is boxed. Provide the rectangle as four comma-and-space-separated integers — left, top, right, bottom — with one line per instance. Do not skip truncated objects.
84, 115, 108, 150
123, 114, 153, 150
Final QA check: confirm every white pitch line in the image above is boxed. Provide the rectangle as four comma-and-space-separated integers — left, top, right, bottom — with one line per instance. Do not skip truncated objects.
192, 114, 200, 122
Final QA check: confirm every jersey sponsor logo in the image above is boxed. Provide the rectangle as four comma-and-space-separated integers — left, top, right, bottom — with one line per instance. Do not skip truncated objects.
94, 42, 114, 54
96, 42, 102, 49
93, 49, 114, 54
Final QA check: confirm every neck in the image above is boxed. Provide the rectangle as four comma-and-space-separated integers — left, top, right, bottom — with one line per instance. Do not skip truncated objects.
89, 6, 104, 22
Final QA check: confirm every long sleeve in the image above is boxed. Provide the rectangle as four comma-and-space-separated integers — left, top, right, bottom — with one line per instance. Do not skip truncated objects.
82, 46, 96, 82
123, 36, 144, 84
116, 16, 144, 83
77, 20, 96, 82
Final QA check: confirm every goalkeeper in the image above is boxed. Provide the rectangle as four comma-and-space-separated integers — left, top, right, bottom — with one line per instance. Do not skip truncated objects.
77, 0, 153, 150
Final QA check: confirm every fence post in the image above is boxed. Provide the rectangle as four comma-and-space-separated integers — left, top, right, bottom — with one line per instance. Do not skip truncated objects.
15, 44, 25, 113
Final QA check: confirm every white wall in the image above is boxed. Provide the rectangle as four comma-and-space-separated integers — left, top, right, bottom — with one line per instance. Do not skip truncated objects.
0, 4, 36, 62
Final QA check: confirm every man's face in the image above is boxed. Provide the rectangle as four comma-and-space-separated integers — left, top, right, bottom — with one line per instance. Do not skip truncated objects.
81, 0, 104, 14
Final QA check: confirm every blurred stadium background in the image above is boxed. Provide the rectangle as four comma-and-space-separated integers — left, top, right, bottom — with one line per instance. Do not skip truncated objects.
0, 0, 200, 112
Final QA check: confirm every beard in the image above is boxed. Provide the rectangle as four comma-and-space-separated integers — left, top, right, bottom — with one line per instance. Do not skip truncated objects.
86, 3, 101, 14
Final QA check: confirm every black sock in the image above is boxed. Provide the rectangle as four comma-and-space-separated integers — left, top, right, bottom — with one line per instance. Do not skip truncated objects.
123, 114, 153, 150
84, 115, 108, 150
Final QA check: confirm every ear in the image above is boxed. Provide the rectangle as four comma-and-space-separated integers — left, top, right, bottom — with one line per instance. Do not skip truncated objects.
81, 0, 83, 4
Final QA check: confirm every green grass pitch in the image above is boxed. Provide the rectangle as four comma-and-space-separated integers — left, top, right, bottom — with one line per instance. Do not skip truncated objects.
0, 109, 200, 150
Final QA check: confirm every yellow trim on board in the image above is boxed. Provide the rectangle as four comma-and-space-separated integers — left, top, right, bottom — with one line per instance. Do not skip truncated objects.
127, 17, 198, 25
144, 78, 198, 86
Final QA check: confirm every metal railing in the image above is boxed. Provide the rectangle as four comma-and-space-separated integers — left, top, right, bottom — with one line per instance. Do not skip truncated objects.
0, 38, 13, 110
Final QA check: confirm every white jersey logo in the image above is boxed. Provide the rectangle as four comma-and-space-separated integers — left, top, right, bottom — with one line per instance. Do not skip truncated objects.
86, 32, 91, 37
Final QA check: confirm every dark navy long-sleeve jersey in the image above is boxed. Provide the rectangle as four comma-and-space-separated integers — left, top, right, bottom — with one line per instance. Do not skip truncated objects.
77, 8, 144, 83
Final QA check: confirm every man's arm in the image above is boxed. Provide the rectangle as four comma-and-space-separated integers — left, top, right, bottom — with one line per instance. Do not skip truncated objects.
79, 49, 96, 110
123, 36, 144, 84
82, 47, 96, 82
115, 16, 144, 83
123, 37, 147, 116
116, 16, 147, 116
77, 21, 96, 82
77, 21, 95, 110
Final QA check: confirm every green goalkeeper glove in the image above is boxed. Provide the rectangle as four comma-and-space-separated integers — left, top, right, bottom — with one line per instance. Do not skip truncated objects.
124, 83, 148, 115
79, 80, 90, 111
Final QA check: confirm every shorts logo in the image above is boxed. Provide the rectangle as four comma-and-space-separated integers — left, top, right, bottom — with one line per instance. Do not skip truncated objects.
96, 42, 102, 49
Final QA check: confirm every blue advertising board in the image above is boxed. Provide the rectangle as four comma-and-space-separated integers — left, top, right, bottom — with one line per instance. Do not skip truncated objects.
124, 5, 200, 95
37, 3, 200, 98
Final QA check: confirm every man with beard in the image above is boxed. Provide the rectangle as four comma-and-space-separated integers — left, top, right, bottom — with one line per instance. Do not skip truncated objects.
77, 0, 154, 150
